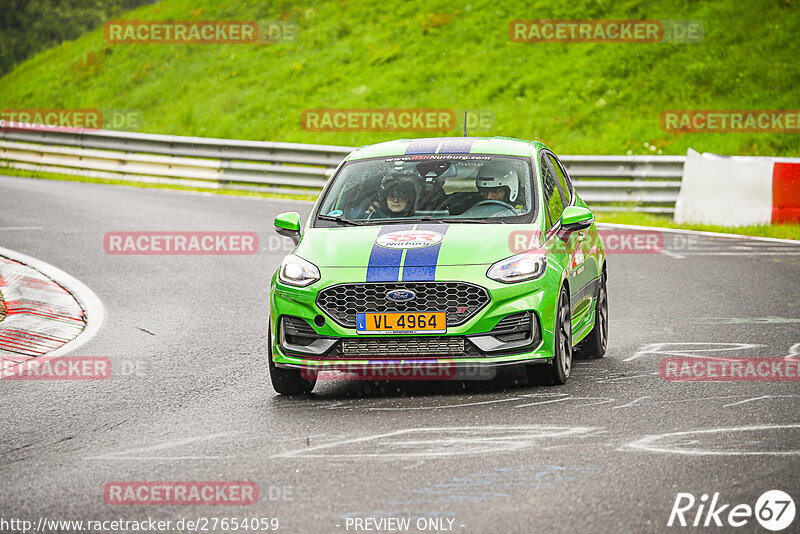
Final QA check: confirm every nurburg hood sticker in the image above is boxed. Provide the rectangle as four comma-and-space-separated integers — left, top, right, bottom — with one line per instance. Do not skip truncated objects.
375, 230, 444, 249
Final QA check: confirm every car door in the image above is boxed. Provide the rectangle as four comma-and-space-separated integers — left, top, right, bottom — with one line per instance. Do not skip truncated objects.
545, 151, 599, 328
548, 152, 598, 278
539, 151, 581, 311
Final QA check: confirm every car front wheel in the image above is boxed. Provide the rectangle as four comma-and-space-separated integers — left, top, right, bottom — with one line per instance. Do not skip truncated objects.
575, 268, 608, 359
268, 325, 316, 395
527, 286, 572, 386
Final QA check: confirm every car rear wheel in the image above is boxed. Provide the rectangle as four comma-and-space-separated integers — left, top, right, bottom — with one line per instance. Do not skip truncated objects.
527, 286, 572, 386
268, 325, 316, 395
575, 268, 608, 359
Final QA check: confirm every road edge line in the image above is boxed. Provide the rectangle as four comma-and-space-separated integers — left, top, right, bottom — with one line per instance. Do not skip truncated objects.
597, 222, 800, 245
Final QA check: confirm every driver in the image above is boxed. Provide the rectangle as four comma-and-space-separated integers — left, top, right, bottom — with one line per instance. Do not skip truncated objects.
475, 164, 519, 205
365, 178, 417, 219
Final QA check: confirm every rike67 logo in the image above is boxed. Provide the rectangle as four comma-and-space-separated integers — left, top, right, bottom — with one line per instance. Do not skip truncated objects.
668, 490, 795, 531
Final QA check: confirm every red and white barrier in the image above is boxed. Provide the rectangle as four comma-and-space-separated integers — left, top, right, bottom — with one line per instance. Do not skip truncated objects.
675, 149, 800, 226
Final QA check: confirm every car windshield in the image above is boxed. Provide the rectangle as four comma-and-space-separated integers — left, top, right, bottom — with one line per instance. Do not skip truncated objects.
315, 154, 535, 225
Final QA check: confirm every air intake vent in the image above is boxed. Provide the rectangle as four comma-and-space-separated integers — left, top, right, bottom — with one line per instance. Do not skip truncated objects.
335, 336, 480, 358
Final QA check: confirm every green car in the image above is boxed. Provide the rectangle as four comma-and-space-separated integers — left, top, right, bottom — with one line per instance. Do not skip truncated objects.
269, 137, 607, 395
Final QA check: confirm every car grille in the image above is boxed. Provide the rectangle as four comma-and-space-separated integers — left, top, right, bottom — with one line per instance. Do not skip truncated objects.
334, 336, 480, 358
316, 282, 490, 328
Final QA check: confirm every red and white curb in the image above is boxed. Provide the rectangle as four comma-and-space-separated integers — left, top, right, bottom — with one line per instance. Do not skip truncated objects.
0, 246, 104, 369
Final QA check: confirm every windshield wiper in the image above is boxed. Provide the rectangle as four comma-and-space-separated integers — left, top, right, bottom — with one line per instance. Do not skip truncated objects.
317, 214, 365, 226
376, 216, 494, 224
445, 218, 495, 224
377, 216, 446, 224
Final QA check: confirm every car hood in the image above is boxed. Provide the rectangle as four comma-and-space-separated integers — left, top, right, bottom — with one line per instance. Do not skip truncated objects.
294, 223, 543, 268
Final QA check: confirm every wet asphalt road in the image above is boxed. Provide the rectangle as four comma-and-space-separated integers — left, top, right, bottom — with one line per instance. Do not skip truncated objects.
1, 176, 799, 534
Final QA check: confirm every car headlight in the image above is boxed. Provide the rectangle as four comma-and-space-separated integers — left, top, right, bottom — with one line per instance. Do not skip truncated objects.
279, 254, 320, 287
487, 252, 547, 283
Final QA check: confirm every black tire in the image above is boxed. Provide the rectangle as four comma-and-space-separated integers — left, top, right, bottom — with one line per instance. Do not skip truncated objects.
575, 268, 608, 359
268, 325, 316, 395
526, 286, 572, 386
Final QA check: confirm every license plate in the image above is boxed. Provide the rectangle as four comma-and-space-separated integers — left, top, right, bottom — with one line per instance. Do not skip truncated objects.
356, 311, 446, 334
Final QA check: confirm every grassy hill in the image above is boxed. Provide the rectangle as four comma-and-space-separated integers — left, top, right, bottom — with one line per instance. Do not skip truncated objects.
1, 0, 798, 156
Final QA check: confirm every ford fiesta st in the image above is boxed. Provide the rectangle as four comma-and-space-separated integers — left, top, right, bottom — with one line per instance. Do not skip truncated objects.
268, 137, 607, 395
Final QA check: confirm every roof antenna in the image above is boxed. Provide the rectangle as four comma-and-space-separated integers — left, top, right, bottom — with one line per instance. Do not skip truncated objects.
463, 111, 468, 137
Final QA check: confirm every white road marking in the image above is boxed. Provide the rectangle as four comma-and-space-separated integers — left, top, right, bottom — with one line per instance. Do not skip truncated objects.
700, 317, 800, 325
594, 372, 660, 382
723, 395, 774, 408
513, 397, 573, 408
514, 396, 616, 408
622, 425, 800, 456
612, 396, 652, 409
629, 394, 799, 408
597, 222, 800, 245
659, 249, 685, 260
272, 426, 599, 459
324, 397, 528, 411
329, 393, 610, 412
0, 226, 43, 231
624, 342, 759, 362
670, 251, 800, 256
88, 456, 229, 460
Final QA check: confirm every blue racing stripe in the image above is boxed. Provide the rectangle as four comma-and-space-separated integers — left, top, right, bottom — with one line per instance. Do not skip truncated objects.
437, 137, 476, 154
401, 224, 449, 281
366, 225, 414, 282
404, 138, 445, 155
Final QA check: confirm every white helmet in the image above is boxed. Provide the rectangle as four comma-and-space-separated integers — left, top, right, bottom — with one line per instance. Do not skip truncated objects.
476, 164, 519, 202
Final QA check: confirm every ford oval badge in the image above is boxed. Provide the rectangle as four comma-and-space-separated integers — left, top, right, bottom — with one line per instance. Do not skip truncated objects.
386, 289, 415, 303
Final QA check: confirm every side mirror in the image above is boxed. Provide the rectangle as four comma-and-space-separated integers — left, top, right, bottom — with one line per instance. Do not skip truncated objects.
560, 206, 594, 232
274, 212, 302, 245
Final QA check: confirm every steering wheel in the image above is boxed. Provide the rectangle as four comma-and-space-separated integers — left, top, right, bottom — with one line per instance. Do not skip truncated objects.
468, 199, 519, 216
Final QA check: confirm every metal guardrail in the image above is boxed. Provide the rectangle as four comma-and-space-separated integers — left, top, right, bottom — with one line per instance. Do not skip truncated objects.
0, 124, 685, 213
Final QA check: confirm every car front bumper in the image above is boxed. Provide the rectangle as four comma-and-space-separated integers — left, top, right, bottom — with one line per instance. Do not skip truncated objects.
269, 264, 560, 371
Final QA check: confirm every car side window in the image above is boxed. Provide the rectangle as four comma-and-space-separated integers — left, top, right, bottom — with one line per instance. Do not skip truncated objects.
540, 153, 565, 228
547, 153, 572, 207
